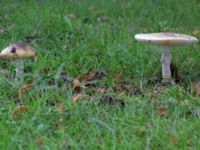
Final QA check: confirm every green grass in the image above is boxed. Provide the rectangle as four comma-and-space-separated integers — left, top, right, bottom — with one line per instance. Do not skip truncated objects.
0, 0, 200, 149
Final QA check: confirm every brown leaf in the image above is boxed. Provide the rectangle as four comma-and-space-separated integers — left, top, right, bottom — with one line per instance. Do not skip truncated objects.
191, 81, 200, 96
72, 79, 81, 93
72, 94, 88, 102
96, 87, 106, 93
80, 70, 106, 82
18, 83, 33, 102
80, 72, 96, 82
60, 103, 65, 112
158, 107, 167, 117
12, 105, 29, 117
36, 138, 44, 146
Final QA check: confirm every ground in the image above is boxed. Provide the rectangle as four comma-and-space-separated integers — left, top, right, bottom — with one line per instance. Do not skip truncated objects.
0, 0, 200, 149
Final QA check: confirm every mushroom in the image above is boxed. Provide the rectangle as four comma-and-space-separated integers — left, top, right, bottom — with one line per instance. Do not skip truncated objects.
135, 32, 198, 83
0, 43, 35, 83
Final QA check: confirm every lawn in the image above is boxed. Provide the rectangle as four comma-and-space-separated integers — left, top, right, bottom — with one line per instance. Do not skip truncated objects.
0, 0, 200, 149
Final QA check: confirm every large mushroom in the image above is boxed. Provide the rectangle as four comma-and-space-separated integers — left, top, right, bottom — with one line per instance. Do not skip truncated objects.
0, 43, 35, 83
135, 32, 198, 83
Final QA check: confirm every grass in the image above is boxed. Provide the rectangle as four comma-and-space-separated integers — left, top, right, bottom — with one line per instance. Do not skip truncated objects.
0, 0, 200, 149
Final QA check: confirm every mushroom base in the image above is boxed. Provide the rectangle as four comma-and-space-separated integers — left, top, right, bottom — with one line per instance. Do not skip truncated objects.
162, 78, 174, 85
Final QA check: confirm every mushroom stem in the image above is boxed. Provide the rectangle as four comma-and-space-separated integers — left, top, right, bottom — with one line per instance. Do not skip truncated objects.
15, 59, 24, 83
161, 46, 171, 82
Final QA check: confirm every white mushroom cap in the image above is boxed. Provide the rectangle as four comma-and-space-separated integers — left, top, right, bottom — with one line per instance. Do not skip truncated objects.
135, 32, 198, 46
0, 44, 35, 59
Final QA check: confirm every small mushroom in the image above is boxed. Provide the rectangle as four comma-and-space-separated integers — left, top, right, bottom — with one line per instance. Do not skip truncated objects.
0, 43, 35, 83
135, 32, 198, 83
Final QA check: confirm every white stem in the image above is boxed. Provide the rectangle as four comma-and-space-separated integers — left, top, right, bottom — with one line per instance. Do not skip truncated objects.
161, 46, 171, 82
15, 59, 24, 83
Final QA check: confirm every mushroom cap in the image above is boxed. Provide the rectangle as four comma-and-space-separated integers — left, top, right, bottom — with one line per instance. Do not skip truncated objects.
0, 44, 35, 59
135, 32, 198, 46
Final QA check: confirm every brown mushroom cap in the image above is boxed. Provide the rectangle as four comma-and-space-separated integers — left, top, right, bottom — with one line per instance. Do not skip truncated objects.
135, 32, 198, 46
0, 44, 35, 59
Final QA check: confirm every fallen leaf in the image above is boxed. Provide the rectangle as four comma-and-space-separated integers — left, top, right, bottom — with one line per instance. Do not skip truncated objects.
191, 81, 200, 96
96, 87, 106, 93
36, 138, 44, 146
158, 107, 167, 117
18, 83, 33, 102
12, 105, 29, 117
72, 79, 81, 93
80, 71, 96, 82
60, 103, 65, 112
72, 94, 88, 102
80, 70, 106, 82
